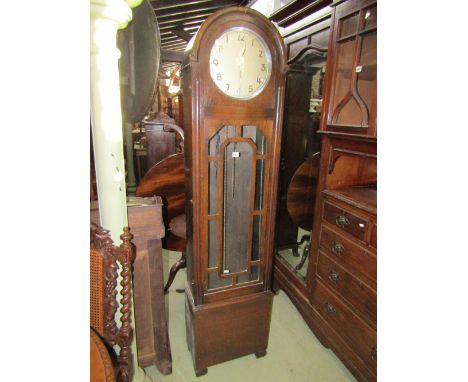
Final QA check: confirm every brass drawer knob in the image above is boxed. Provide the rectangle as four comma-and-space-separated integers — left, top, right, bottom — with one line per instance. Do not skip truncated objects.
328, 270, 341, 283
324, 301, 336, 315
371, 347, 377, 362
335, 214, 350, 228
331, 241, 344, 256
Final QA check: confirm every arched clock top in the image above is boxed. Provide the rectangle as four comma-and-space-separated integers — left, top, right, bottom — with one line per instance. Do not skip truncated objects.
183, 7, 287, 71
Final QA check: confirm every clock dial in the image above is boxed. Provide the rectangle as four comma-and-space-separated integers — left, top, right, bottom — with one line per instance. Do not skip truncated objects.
209, 28, 271, 100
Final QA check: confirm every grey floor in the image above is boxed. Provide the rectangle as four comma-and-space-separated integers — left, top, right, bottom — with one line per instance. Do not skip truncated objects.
144, 250, 356, 382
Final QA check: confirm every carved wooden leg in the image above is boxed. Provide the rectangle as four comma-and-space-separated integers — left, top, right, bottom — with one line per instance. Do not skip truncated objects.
195, 368, 208, 377
164, 252, 186, 294
292, 234, 310, 257
295, 240, 310, 271
255, 350, 267, 358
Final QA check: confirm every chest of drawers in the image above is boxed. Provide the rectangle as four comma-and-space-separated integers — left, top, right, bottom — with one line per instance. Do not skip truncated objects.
313, 187, 377, 379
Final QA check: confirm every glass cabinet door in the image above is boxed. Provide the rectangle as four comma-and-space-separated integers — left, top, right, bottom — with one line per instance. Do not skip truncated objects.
326, 2, 377, 136
275, 50, 327, 283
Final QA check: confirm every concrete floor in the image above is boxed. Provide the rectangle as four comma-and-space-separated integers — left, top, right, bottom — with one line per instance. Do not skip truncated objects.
144, 250, 356, 382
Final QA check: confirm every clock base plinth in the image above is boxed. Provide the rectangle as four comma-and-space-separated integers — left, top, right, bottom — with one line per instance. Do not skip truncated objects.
185, 287, 273, 373
195, 368, 207, 377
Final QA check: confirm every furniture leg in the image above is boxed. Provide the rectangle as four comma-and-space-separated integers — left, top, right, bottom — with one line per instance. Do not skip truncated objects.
255, 350, 267, 358
195, 368, 208, 377
164, 252, 186, 294
295, 241, 310, 271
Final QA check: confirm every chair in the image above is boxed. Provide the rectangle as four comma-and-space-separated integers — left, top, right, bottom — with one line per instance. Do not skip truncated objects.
90, 224, 136, 382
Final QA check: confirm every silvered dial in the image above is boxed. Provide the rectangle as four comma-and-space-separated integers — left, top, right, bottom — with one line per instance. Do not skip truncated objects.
209, 28, 271, 100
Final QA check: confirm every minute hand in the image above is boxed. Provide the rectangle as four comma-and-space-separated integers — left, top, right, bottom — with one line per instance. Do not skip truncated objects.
239, 47, 246, 78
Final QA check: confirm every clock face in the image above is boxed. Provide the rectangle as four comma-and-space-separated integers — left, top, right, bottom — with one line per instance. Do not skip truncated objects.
209, 28, 272, 100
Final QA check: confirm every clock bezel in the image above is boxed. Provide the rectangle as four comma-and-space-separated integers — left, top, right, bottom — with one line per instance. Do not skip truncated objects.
208, 26, 273, 101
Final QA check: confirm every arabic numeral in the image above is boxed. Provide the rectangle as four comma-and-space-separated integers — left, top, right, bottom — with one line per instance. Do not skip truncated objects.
225, 83, 230, 91
260, 63, 266, 71
213, 58, 219, 66
258, 49, 263, 58
238, 33, 245, 41
257, 77, 262, 84
217, 73, 222, 81
248, 85, 253, 92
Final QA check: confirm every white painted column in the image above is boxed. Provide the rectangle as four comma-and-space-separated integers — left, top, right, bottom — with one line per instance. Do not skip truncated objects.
90, 1, 149, 380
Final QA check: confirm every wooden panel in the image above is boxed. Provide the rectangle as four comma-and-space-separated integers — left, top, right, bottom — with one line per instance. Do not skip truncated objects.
270, 0, 333, 28
319, 225, 376, 286
288, 36, 309, 59
314, 281, 376, 376
186, 289, 273, 373
316, 251, 376, 325
133, 238, 172, 374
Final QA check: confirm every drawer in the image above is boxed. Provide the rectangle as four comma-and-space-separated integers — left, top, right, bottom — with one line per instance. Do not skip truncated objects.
323, 201, 369, 242
319, 225, 376, 287
316, 252, 376, 325
314, 281, 377, 374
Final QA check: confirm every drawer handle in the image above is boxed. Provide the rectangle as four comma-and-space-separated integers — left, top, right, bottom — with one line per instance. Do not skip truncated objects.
328, 270, 341, 284
331, 241, 344, 256
371, 347, 377, 362
335, 214, 350, 228
324, 301, 336, 315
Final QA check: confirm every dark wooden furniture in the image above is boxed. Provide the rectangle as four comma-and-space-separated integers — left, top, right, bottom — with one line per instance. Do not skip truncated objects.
181, 7, 287, 376
90, 224, 136, 382
135, 155, 187, 292
143, 112, 184, 172
136, 118, 188, 293
274, 1, 377, 381
274, 41, 328, 273
270, 0, 333, 27
91, 197, 172, 376
272, 0, 333, 339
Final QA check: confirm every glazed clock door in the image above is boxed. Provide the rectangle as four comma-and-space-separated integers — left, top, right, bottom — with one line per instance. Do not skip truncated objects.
205, 123, 268, 292
325, 0, 376, 136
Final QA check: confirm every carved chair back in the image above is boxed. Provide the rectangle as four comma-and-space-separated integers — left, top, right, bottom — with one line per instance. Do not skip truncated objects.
90, 224, 136, 382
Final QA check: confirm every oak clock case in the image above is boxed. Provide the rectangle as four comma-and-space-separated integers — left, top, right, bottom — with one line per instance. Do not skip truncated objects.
181, 7, 287, 376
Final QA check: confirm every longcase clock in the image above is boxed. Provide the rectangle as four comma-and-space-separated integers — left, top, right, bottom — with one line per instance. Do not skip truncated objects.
181, 7, 287, 376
